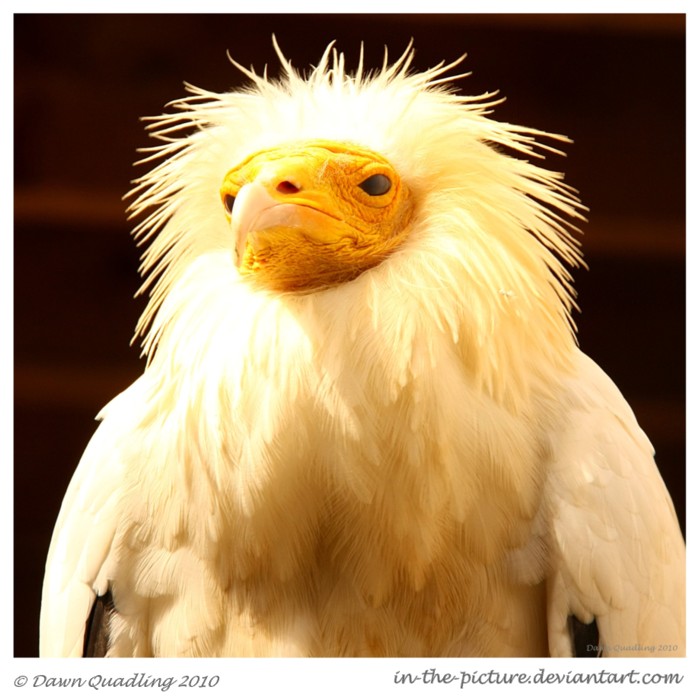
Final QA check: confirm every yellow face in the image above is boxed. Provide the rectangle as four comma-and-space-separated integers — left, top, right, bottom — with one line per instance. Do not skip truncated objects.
220, 140, 414, 292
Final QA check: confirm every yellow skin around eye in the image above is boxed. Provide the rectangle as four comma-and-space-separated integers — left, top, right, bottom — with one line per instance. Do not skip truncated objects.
220, 140, 414, 292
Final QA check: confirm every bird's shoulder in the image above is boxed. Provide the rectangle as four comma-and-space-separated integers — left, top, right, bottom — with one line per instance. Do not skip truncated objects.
542, 351, 685, 656
39, 378, 148, 656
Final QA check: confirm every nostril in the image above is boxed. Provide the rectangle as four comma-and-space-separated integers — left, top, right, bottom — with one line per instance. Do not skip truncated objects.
276, 180, 300, 195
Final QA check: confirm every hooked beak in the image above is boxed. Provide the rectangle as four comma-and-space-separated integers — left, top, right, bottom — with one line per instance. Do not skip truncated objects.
229, 182, 304, 268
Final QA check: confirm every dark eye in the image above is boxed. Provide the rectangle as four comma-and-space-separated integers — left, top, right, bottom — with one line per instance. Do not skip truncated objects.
223, 193, 236, 214
359, 173, 392, 196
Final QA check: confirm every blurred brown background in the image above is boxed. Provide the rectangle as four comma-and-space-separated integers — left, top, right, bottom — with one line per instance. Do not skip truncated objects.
14, 14, 685, 656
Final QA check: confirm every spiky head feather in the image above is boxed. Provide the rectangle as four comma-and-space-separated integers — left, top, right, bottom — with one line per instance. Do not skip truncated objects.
128, 41, 585, 411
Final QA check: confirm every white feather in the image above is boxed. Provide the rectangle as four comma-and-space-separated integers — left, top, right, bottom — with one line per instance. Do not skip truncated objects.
40, 42, 684, 657
545, 354, 685, 657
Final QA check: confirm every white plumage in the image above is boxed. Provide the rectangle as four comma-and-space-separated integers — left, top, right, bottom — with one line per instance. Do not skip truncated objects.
40, 42, 685, 657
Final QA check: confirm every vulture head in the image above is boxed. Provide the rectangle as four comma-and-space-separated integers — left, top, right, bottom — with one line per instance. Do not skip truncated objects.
130, 40, 584, 408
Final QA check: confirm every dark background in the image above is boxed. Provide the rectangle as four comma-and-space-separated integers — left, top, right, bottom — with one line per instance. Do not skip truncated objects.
14, 14, 685, 656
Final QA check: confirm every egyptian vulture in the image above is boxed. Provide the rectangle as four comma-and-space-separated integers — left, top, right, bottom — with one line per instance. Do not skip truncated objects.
40, 42, 685, 657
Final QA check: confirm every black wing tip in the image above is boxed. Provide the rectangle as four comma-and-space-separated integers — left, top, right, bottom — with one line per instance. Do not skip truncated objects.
83, 590, 115, 657
568, 614, 602, 658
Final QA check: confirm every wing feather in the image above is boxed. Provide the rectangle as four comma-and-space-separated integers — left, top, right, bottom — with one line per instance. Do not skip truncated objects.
546, 353, 685, 657
39, 379, 145, 657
